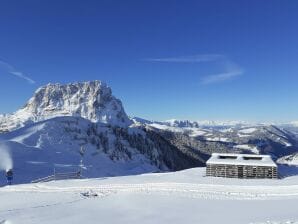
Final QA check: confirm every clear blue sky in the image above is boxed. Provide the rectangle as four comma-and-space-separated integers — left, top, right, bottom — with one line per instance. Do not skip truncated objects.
0, 0, 297, 122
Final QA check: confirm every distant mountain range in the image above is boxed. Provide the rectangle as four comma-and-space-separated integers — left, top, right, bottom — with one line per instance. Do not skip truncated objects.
0, 80, 297, 185
134, 117, 298, 160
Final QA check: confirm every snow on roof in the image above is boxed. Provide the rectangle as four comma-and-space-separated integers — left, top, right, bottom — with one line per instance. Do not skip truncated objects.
206, 153, 277, 167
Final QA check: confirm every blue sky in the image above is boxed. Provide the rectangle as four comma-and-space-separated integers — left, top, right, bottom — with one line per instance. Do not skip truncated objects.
0, 0, 297, 122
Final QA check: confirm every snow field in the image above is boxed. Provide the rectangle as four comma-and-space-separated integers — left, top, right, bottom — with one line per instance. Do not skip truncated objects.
1, 168, 298, 224
2, 181, 298, 200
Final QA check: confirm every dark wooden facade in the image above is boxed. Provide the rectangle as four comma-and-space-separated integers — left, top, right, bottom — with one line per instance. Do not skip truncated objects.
206, 163, 277, 179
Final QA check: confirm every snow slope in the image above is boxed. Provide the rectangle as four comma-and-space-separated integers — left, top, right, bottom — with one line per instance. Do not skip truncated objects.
1, 167, 298, 224
0, 116, 162, 185
0, 115, 209, 186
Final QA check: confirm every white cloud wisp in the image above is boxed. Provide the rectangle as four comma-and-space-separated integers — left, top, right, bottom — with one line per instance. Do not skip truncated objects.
201, 60, 244, 84
0, 60, 35, 84
144, 54, 223, 63
145, 54, 243, 84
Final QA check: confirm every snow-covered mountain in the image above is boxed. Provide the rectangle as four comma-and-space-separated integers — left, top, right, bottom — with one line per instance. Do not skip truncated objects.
0, 117, 151, 185
0, 81, 132, 132
278, 152, 298, 166
0, 80, 298, 185
286, 121, 298, 127
0, 115, 206, 185
279, 123, 298, 138
0, 82, 207, 185
135, 118, 298, 159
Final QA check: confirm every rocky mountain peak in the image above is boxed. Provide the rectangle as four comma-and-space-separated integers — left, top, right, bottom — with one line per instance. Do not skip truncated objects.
0, 80, 132, 131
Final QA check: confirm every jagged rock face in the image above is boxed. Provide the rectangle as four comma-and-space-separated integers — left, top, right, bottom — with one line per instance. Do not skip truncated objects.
0, 81, 132, 131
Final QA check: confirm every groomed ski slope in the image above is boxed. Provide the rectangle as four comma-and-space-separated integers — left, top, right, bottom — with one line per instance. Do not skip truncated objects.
1, 167, 298, 224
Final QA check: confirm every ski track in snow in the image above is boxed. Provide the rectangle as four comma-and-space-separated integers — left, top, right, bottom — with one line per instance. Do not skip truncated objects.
2, 182, 298, 200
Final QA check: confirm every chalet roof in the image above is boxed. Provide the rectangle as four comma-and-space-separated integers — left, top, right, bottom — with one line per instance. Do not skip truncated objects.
206, 153, 277, 167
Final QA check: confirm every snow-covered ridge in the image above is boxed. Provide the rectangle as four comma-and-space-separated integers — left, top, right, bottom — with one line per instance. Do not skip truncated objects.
285, 121, 298, 127
137, 117, 298, 158
278, 153, 298, 166
0, 81, 132, 131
